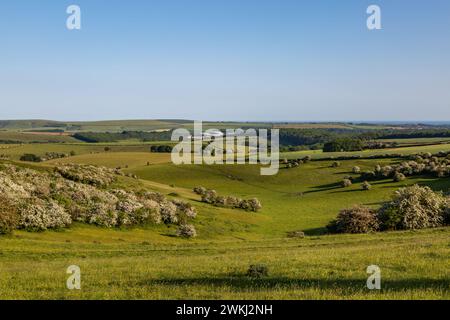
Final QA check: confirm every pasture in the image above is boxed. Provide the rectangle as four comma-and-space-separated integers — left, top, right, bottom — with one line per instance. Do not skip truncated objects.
0, 140, 449, 300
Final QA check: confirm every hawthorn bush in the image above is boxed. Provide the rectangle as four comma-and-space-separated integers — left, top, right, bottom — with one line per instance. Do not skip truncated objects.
0, 164, 197, 232
378, 185, 446, 230
331, 161, 341, 168
361, 181, 372, 191
444, 203, 450, 225
0, 196, 19, 234
176, 224, 197, 238
393, 172, 406, 182
327, 205, 379, 234
195, 187, 262, 212
341, 179, 352, 187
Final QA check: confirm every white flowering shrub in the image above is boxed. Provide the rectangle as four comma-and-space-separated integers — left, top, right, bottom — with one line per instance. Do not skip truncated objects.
172, 199, 197, 224
133, 200, 161, 224
0, 164, 195, 232
176, 224, 197, 238
142, 191, 166, 203
87, 203, 118, 227
197, 187, 262, 212
19, 199, 72, 231
362, 154, 450, 181
444, 200, 450, 225
247, 198, 262, 212
55, 164, 118, 187
0, 195, 19, 234
342, 179, 352, 187
160, 201, 178, 224
362, 181, 372, 191
352, 166, 361, 174
378, 185, 446, 230
193, 186, 207, 195
201, 189, 218, 204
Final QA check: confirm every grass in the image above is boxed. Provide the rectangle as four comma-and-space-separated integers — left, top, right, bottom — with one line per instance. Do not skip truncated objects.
281, 143, 450, 160
0, 142, 449, 299
46, 152, 172, 168
129, 158, 450, 235
379, 137, 450, 145
0, 143, 158, 161
0, 131, 77, 143
0, 227, 448, 299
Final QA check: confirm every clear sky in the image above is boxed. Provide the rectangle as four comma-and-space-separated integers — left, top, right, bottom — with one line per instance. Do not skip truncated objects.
1, 0, 449, 121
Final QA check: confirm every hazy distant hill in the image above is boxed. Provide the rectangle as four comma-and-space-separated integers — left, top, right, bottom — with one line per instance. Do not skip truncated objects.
0, 119, 193, 133
1, 119, 449, 134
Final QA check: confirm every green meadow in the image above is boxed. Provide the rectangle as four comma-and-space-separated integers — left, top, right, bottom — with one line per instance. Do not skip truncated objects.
0, 140, 449, 300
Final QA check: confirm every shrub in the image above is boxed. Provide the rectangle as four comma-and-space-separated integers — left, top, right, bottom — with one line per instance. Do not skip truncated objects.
331, 161, 341, 168
352, 166, 361, 174
214, 195, 227, 206
20, 153, 42, 162
18, 199, 72, 231
197, 188, 262, 212
150, 145, 173, 153
160, 201, 178, 224
55, 164, 118, 187
362, 171, 376, 180
341, 179, 352, 187
176, 224, 197, 238
327, 205, 379, 234
0, 163, 195, 231
323, 138, 364, 152
361, 181, 372, 191
0, 196, 19, 234
144, 191, 166, 203
247, 198, 262, 212
444, 204, 450, 225
393, 172, 406, 182
201, 189, 217, 204
87, 203, 118, 227
193, 186, 207, 195
173, 200, 197, 223
224, 196, 240, 208
247, 264, 269, 278
238, 199, 251, 211
378, 185, 446, 230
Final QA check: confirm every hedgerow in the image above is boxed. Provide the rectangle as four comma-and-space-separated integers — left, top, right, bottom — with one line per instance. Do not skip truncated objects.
193, 186, 262, 212
328, 185, 448, 234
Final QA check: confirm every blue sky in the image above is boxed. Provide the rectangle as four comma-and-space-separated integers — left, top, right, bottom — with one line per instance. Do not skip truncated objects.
1, 0, 449, 121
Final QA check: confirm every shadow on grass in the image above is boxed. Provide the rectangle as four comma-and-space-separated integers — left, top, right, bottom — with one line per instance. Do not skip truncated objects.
329, 189, 365, 194
302, 227, 327, 236
138, 277, 450, 291
304, 182, 342, 194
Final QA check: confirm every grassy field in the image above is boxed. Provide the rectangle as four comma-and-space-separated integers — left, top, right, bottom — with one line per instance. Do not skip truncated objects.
0, 227, 448, 299
0, 143, 159, 161
379, 137, 450, 146
0, 142, 449, 300
0, 131, 77, 143
130, 159, 450, 235
46, 152, 172, 168
282, 143, 450, 160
